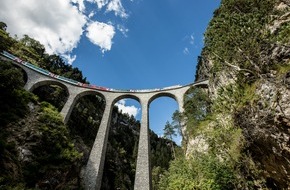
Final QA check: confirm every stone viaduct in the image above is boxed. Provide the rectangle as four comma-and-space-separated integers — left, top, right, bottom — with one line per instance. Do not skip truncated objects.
2, 54, 208, 190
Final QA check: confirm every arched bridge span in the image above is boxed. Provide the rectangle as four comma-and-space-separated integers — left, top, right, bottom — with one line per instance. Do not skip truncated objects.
1, 51, 208, 190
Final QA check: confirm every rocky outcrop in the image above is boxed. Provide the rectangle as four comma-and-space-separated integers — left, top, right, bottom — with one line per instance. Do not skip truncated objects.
234, 79, 290, 189
1, 102, 83, 189
190, 0, 290, 188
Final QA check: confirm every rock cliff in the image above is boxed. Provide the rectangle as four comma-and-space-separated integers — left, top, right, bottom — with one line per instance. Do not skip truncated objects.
192, 0, 290, 188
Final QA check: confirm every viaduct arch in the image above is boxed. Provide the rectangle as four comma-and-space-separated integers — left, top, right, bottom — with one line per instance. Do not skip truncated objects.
1, 52, 209, 190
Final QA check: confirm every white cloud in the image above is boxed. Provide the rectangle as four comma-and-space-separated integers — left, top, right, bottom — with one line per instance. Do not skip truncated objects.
62, 54, 77, 65
183, 33, 195, 44
88, 0, 128, 18
183, 47, 189, 55
71, 0, 86, 12
117, 24, 129, 37
0, 0, 86, 56
190, 34, 194, 45
89, 0, 109, 9
0, 0, 132, 63
86, 21, 115, 53
182, 33, 195, 55
88, 11, 95, 18
115, 99, 140, 117
118, 99, 126, 105
107, 0, 128, 18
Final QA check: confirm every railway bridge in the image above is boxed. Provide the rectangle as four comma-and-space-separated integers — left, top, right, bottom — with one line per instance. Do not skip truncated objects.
1, 51, 208, 190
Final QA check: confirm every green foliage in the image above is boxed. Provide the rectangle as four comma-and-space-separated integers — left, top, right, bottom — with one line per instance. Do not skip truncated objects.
0, 60, 36, 126
159, 155, 235, 190
168, 0, 288, 189
171, 110, 182, 130
212, 82, 259, 114
156, 87, 244, 190
158, 114, 248, 189
0, 22, 7, 31
184, 87, 211, 121
67, 95, 105, 147
20, 35, 45, 56
276, 62, 290, 75
0, 22, 15, 52
102, 110, 139, 190
33, 85, 68, 111
152, 166, 166, 190
1, 183, 33, 190
163, 121, 176, 140
0, 21, 88, 120
158, 83, 262, 189
37, 102, 82, 162
272, 22, 290, 44
151, 131, 175, 170
163, 121, 177, 159
204, 0, 277, 77
39, 102, 63, 123
0, 60, 25, 90
8, 35, 45, 65
183, 87, 211, 137
17, 102, 83, 188
38, 53, 87, 82
0, 59, 82, 188
175, 83, 262, 189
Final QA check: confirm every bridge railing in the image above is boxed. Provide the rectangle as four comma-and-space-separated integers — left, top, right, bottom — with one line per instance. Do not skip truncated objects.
1, 51, 207, 93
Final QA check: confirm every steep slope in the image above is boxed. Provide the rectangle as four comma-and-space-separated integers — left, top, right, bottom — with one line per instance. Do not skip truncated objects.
194, 0, 290, 188
0, 60, 82, 189
159, 0, 290, 189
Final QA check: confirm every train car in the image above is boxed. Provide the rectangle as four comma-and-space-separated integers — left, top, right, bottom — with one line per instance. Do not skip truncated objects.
2, 51, 16, 60
57, 76, 78, 86
162, 85, 182, 90
3, 51, 26, 66
25, 62, 50, 75
1, 51, 126, 92
98, 86, 108, 91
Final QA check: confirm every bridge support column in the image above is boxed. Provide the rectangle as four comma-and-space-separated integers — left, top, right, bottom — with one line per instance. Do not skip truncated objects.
134, 99, 151, 190
24, 79, 34, 91
176, 92, 188, 147
23, 69, 43, 92
84, 98, 113, 190
176, 95, 184, 113
60, 89, 79, 124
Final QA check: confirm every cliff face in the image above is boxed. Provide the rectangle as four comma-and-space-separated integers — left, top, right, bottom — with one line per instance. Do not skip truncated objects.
235, 79, 290, 188
192, 0, 290, 188
0, 61, 83, 189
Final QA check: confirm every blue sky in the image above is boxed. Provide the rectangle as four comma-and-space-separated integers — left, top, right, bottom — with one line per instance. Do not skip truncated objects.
0, 0, 220, 144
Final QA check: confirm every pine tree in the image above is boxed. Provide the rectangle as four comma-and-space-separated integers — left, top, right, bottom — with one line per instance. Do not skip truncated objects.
163, 121, 176, 159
